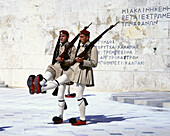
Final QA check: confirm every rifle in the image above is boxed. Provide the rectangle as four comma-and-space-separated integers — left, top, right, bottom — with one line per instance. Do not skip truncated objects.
52, 35, 60, 65
51, 23, 92, 96
58, 23, 92, 58
74, 21, 119, 61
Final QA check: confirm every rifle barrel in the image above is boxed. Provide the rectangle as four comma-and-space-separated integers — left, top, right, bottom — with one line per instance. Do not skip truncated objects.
59, 23, 93, 58
52, 36, 60, 65
77, 21, 119, 58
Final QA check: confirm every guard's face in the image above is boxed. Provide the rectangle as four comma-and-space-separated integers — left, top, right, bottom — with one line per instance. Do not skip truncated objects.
80, 34, 89, 44
60, 34, 68, 43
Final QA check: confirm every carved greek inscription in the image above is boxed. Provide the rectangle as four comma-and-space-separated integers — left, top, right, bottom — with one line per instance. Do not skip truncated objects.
121, 6, 170, 26
97, 40, 144, 66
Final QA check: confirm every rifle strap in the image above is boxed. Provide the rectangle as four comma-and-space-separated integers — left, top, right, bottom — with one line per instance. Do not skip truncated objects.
78, 98, 88, 106
52, 80, 60, 96
55, 80, 60, 86
43, 78, 47, 82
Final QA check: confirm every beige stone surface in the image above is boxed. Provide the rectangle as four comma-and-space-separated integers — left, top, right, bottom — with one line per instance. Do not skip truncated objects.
0, 0, 169, 91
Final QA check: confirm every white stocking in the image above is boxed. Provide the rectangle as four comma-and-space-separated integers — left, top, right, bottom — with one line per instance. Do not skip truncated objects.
65, 85, 70, 95
41, 74, 69, 92
58, 84, 66, 119
41, 81, 58, 92
57, 74, 70, 85
40, 71, 53, 86
76, 84, 86, 121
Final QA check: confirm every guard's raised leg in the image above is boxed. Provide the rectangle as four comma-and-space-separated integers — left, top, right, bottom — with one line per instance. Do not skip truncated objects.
34, 74, 43, 94
27, 75, 36, 94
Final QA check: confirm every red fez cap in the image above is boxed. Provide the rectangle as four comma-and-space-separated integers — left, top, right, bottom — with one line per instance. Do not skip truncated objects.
60, 30, 69, 37
80, 30, 90, 36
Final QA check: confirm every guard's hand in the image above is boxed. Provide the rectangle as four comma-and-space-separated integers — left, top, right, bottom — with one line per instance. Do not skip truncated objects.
75, 57, 84, 63
56, 57, 64, 63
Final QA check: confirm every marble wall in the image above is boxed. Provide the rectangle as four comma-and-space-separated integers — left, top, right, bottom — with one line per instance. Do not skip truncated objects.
0, 0, 169, 91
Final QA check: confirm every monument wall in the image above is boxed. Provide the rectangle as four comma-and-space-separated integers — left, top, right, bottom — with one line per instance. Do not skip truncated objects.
0, 0, 169, 91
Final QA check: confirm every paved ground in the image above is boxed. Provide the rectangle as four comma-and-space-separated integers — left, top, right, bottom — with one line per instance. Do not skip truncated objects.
0, 88, 170, 136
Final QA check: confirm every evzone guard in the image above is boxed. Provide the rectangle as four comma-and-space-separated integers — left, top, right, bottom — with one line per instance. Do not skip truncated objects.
27, 30, 76, 98
35, 29, 98, 125
27, 22, 119, 125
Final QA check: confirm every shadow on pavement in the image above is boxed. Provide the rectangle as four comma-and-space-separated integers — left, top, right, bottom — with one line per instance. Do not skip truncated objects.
0, 126, 12, 131
62, 114, 146, 125
86, 115, 147, 125
83, 94, 96, 97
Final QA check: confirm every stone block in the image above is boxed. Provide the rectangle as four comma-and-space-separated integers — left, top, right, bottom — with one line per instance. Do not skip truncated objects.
147, 0, 160, 6
21, 54, 51, 69
112, 96, 118, 101
156, 39, 170, 56
146, 22, 168, 39
124, 97, 147, 104
0, 27, 22, 42
0, 79, 8, 88
96, 9, 117, 26
144, 55, 167, 71
0, 69, 13, 86
94, 71, 134, 91
38, 0, 55, 14
19, 0, 40, 14
167, 56, 170, 67
0, 80, 5, 84
133, 72, 170, 91
115, 0, 128, 9
55, 0, 72, 12
147, 99, 169, 107
0, 45, 22, 69
79, 12, 98, 27
124, 98, 135, 104
17, 14, 46, 28
134, 98, 157, 105
134, 72, 155, 91
163, 101, 170, 108
46, 14, 63, 27
0, 69, 45, 88
63, 12, 79, 27
112, 95, 137, 102
21, 27, 45, 42
0, 84, 8, 88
